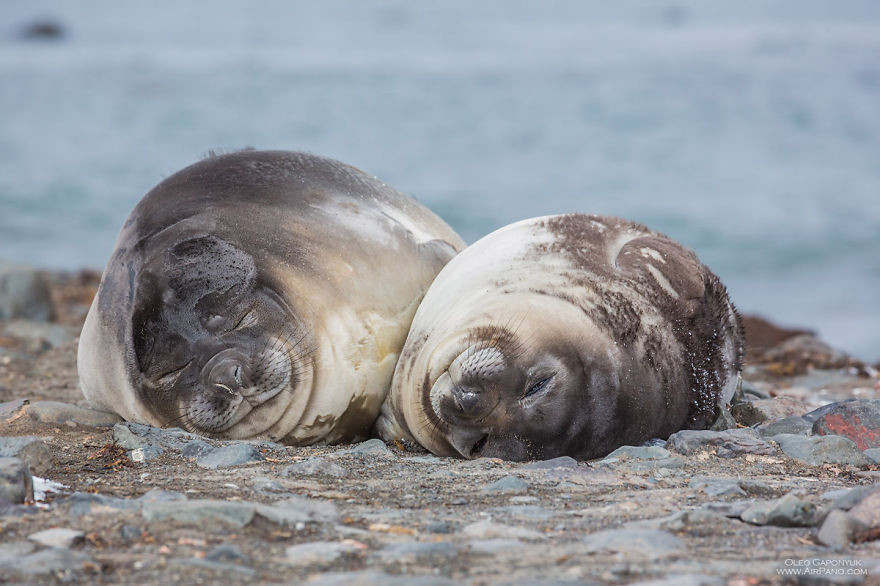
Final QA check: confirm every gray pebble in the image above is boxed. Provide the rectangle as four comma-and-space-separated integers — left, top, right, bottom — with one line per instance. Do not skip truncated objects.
0, 546, 92, 575
250, 476, 289, 495
0, 457, 33, 503
450, 498, 467, 506
272, 495, 340, 523
771, 434, 872, 466
468, 538, 524, 554
337, 438, 394, 457
848, 487, 880, 528
120, 525, 142, 542
756, 416, 812, 438
740, 493, 817, 527
603, 445, 671, 462
821, 485, 876, 511
522, 456, 578, 469
206, 543, 251, 566
582, 528, 683, 556
864, 448, 880, 463
62, 492, 138, 517
28, 401, 121, 427
627, 509, 737, 533
283, 541, 359, 566
196, 443, 265, 469
0, 262, 53, 321
169, 557, 257, 576
426, 521, 453, 534
708, 406, 737, 431
377, 541, 457, 561
142, 499, 256, 527
690, 478, 746, 497
112, 421, 201, 452
180, 439, 214, 459
667, 428, 776, 457
136, 489, 187, 505
27, 528, 84, 548
700, 500, 757, 518
283, 457, 347, 478
816, 509, 868, 549
0, 436, 51, 476
482, 475, 529, 493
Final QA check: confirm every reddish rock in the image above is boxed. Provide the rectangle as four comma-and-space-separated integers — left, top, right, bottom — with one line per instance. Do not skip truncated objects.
811, 400, 880, 450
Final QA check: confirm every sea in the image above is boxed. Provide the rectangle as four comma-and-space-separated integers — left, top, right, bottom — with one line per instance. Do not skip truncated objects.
2, 1, 879, 361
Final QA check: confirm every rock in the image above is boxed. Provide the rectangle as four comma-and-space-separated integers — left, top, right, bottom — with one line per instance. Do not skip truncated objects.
482, 475, 529, 493
180, 440, 214, 459
0, 262, 53, 321
701, 501, 756, 518
120, 525, 142, 542
847, 487, 880, 528
468, 539, 525, 554
821, 486, 877, 511
740, 493, 817, 527
282, 457, 347, 478
112, 422, 200, 452
196, 443, 265, 469
730, 397, 807, 426
129, 446, 163, 462
809, 399, 880, 450
271, 495, 340, 523
305, 571, 457, 586
283, 541, 360, 566
667, 428, 776, 457
169, 557, 257, 576
136, 489, 187, 505
142, 499, 256, 527
0, 457, 33, 503
488, 505, 555, 520
756, 416, 812, 438
771, 434, 872, 466
523, 456, 578, 469
581, 529, 683, 558
426, 521, 453, 534
708, 405, 737, 431
0, 399, 28, 423
627, 509, 738, 534
865, 448, 880, 463
689, 478, 745, 497
2, 320, 73, 349
802, 399, 857, 423
461, 520, 544, 540
63, 492, 139, 516
206, 544, 251, 566
603, 445, 671, 461
0, 541, 36, 562
28, 528, 84, 548
250, 477, 290, 495
28, 401, 121, 427
0, 546, 92, 576
338, 438, 393, 457
0, 436, 51, 476
816, 510, 869, 549
377, 541, 457, 561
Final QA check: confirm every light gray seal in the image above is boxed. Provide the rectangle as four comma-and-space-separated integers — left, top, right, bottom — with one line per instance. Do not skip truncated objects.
376, 214, 743, 460
78, 150, 465, 444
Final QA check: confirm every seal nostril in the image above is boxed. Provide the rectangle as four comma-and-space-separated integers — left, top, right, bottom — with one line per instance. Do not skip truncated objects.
453, 386, 480, 414
470, 434, 488, 458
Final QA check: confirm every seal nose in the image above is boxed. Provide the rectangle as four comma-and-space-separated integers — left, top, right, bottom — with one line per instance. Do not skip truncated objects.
452, 385, 481, 415
212, 360, 244, 394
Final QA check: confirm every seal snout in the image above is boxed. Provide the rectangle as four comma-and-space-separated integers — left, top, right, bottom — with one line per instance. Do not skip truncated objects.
202, 349, 251, 398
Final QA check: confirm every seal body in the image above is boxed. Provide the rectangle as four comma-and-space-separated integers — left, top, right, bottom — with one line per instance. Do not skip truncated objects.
78, 150, 464, 444
376, 214, 743, 461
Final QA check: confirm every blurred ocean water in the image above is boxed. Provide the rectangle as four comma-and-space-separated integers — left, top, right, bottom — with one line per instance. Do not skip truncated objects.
1, 1, 879, 360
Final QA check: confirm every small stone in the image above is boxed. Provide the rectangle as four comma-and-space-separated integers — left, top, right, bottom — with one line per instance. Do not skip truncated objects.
338, 438, 393, 457
865, 448, 880, 463
196, 443, 264, 469
482, 475, 529, 493
283, 541, 359, 566
206, 544, 251, 566
0, 541, 36, 562
756, 416, 812, 438
120, 525, 142, 542
468, 539, 524, 554
627, 509, 737, 533
708, 405, 737, 431
271, 495, 340, 523
689, 478, 745, 497
488, 505, 555, 520
251, 477, 289, 495
137, 489, 187, 505
0, 436, 51, 476
0, 399, 28, 422
740, 493, 817, 527
63, 492, 138, 516
821, 486, 876, 511
0, 262, 53, 321
771, 434, 872, 466
180, 440, 214, 459
604, 445, 671, 461
667, 428, 776, 457
142, 499, 256, 527
848, 487, 880, 528
810, 399, 880, 450
112, 422, 201, 452
130, 446, 163, 462
461, 520, 544, 540
816, 509, 869, 549
0, 457, 33, 503
523, 456, 578, 469
169, 557, 257, 576
426, 521, 453, 534
28, 528, 84, 548
581, 529, 683, 557
0, 546, 92, 575
282, 457, 346, 478
28, 401, 121, 427
377, 541, 457, 561
700, 501, 756, 518
730, 397, 808, 426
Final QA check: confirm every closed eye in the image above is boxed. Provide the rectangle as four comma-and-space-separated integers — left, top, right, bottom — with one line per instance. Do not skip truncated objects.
524, 375, 553, 398
231, 310, 258, 331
